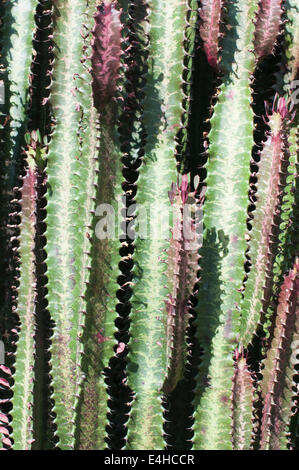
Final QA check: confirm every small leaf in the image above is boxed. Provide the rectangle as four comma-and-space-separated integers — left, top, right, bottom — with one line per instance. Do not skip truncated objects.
0, 379, 9, 388
0, 366, 11, 376
2, 438, 12, 447
0, 427, 9, 436
0, 414, 8, 425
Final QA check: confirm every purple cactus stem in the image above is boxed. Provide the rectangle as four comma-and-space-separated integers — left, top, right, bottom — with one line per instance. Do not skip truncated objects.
254, 0, 283, 59
260, 259, 299, 449
91, 2, 122, 112
199, 0, 223, 68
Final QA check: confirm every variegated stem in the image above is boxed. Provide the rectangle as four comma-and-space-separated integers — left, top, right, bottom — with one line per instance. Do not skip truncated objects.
0, 137, 44, 451
76, 106, 124, 449
0, 1, 44, 450
283, 0, 299, 85
178, 0, 198, 172
270, 0, 299, 326
279, 0, 299, 256
163, 177, 201, 395
26, 1, 53, 448
193, 0, 259, 450
273, 129, 298, 291
199, 0, 223, 68
0, 0, 36, 193
125, 0, 190, 450
10, 133, 47, 450
29, 0, 53, 137
0, 0, 36, 371
240, 98, 291, 346
75, 1, 126, 449
45, 0, 98, 449
117, 0, 148, 165
254, 0, 283, 59
10, 157, 37, 450
283, 0, 299, 268
266, 127, 298, 338
91, 1, 122, 112
260, 259, 299, 450
232, 353, 255, 450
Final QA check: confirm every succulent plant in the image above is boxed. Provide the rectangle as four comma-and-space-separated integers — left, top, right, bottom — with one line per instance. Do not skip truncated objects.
0, 0, 298, 450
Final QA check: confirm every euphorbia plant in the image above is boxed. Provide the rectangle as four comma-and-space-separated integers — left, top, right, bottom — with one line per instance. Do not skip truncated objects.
0, 0, 297, 450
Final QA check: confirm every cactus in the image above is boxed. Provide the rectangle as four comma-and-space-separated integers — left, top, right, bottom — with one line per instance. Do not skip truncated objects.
10, 132, 46, 450
259, 258, 299, 450
199, 0, 223, 68
254, 0, 284, 59
44, 0, 101, 449
232, 351, 255, 450
0, 0, 298, 451
239, 97, 291, 346
193, 0, 260, 450
75, 2, 126, 450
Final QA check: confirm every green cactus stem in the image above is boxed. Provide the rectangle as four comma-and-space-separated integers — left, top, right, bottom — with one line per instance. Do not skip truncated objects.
259, 259, 299, 450
193, 0, 260, 450
125, 0, 193, 450
163, 176, 201, 395
44, 0, 99, 449
0, 0, 36, 195
0, 0, 298, 452
0, 0, 37, 366
240, 97, 291, 346
284, 0, 299, 83
74, 1, 128, 450
76, 106, 124, 450
269, 0, 299, 330
178, 0, 198, 172
10, 138, 45, 450
232, 351, 255, 450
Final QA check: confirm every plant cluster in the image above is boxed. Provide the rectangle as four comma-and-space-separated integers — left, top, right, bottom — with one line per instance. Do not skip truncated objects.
0, 0, 298, 450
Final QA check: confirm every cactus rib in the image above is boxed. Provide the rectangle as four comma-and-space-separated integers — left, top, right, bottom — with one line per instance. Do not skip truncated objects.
240, 97, 291, 346
199, 0, 223, 68
163, 176, 201, 395
254, 0, 283, 59
232, 352, 255, 450
125, 0, 191, 450
11, 155, 37, 450
45, 0, 99, 449
260, 259, 299, 450
193, 0, 260, 450
76, 1, 128, 449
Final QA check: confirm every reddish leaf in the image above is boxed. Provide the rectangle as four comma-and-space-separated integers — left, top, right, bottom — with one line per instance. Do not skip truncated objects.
0, 427, 9, 436
0, 378, 9, 388
0, 414, 8, 425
